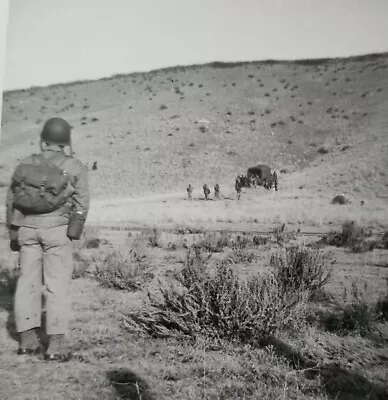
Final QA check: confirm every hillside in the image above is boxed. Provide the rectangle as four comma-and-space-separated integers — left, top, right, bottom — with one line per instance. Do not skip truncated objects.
1, 53, 388, 227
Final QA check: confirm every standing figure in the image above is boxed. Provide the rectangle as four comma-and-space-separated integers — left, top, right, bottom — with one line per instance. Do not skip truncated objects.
203, 184, 210, 200
187, 184, 193, 200
214, 184, 220, 200
272, 171, 278, 191
6, 117, 90, 362
235, 180, 242, 200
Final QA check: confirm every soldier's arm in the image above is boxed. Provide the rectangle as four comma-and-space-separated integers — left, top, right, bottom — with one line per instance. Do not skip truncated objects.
5, 178, 14, 228
72, 164, 90, 220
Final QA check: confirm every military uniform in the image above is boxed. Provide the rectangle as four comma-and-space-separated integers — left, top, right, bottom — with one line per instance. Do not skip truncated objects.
235, 181, 242, 200
187, 184, 193, 200
203, 184, 210, 200
5, 118, 90, 360
214, 184, 220, 200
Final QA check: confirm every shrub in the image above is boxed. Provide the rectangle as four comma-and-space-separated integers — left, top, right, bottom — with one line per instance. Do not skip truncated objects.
72, 251, 91, 279
321, 282, 382, 336
253, 235, 268, 246
331, 194, 349, 205
0, 267, 19, 295
135, 229, 161, 248
317, 147, 329, 154
123, 261, 309, 342
375, 289, 388, 322
85, 238, 101, 249
271, 223, 297, 245
381, 231, 388, 249
94, 249, 152, 291
196, 231, 232, 252
270, 246, 332, 298
319, 220, 375, 253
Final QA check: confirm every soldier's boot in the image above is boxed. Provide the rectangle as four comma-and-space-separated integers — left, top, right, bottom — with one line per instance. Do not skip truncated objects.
18, 328, 40, 355
44, 334, 72, 362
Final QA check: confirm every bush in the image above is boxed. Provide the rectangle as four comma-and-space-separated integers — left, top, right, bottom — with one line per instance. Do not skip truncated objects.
0, 267, 19, 295
85, 238, 101, 249
319, 220, 375, 253
196, 231, 232, 252
317, 147, 329, 155
123, 260, 309, 342
271, 223, 297, 245
270, 246, 332, 298
381, 231, 388, 249
331, 194, 349, 205
94, 249, 153, 291
320, 282, 383, 336
72, 251, 91, 279
146, 228, 162, 248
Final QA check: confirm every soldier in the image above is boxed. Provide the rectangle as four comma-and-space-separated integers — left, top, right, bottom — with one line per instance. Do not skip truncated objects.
235, 180, 242, 200
214, 183, 220, 200
187, 184, 193, 200
203, 184, 210, 200
250, 175, 256, 188
6, 117, 90, 362
272, 171, 278, 191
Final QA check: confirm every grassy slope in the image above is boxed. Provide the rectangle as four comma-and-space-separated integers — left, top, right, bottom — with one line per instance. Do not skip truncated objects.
1, 54, 387, 207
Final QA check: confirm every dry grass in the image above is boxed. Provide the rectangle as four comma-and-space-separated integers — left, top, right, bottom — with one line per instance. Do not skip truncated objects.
1, 224, 388, 400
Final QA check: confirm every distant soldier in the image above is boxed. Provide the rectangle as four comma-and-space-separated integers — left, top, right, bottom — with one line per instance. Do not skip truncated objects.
203, 184, 210, 200
360, 200, 365, 207
187, 184, 193, 200
214, 184, 220, 200
250, 175, 256, 188
92, 161, 98, 171
235, 180, 242, 200
272, 171, 278, 191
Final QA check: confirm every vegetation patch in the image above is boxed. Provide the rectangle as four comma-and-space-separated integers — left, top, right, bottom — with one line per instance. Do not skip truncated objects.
319, 220, 379, 253
94, 249, 153, 291
122, 246, 329, 344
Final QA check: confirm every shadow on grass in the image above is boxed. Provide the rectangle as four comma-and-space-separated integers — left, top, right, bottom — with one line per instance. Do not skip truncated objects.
107, 369, 156, 400
260, 336, 388, 400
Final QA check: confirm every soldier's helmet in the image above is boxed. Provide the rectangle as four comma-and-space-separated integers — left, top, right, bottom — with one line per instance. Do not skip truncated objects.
41, 118, 72, 146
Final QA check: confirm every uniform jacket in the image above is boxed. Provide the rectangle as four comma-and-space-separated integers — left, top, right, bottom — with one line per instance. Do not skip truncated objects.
6, 145, 90, 229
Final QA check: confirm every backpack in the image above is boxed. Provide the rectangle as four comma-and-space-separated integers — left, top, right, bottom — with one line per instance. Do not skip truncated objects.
12, 153, 75, 215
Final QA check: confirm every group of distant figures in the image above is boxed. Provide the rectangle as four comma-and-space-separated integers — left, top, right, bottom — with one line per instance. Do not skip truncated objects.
186, 164, 278, 201
186, 183, 220, 201
235, 165, 278, 200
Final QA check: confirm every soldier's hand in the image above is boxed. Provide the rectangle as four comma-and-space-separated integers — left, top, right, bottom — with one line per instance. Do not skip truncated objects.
10, 240, 21, 252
